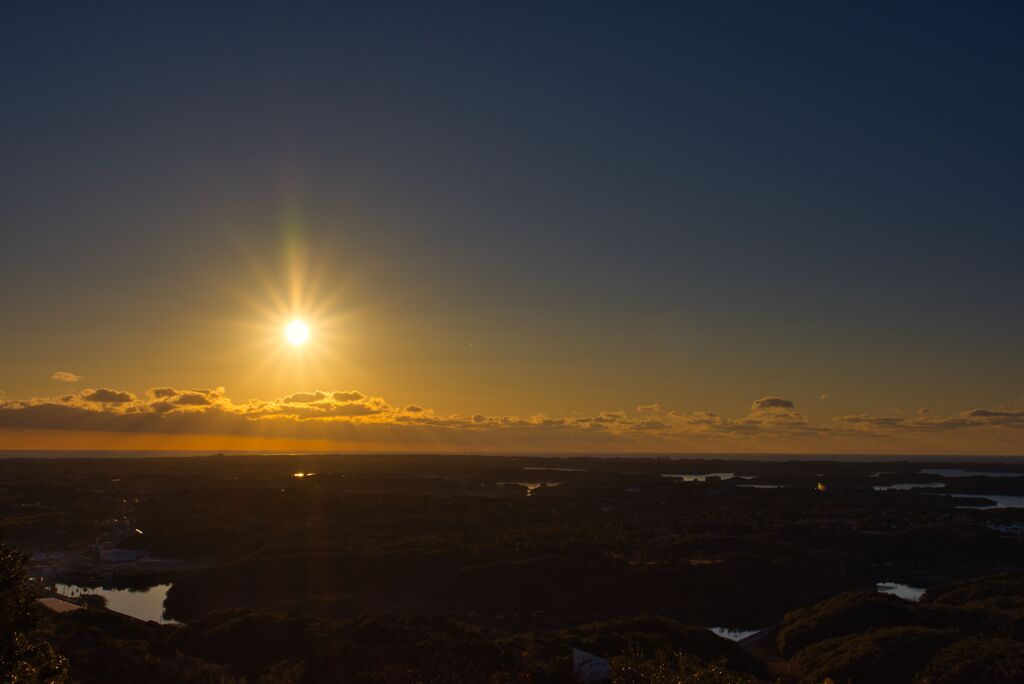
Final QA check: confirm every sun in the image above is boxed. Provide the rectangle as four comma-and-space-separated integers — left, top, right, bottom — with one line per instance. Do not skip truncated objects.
284, 319, 310, 346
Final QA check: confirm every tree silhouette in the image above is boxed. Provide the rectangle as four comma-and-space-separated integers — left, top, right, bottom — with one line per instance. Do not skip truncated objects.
0, 539, 68, 683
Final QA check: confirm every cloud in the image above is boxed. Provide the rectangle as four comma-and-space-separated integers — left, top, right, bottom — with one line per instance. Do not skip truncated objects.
281, 391, 328, 404
964, 409, 1022, 419
832, 407, 1024, 432
751, 396, 795, 411
140, 388, 226, 410
1, 385, 1023, 453
81, 388, 135, 404
834, 414, 906, 427
174, 393, 213, 406
632, 419, 670, 431
51, 371, 83, 383
332, 391, 365, 402
223, 389, 392, 421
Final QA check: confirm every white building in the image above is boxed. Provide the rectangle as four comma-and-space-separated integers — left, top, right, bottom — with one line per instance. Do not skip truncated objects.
572, 648, 611, 682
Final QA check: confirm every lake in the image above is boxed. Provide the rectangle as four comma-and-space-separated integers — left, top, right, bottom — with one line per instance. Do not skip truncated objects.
877, 581, 926, 602
709, 627, 761, 641
497, 481, 562, 496
56, 583, 178, 624
951, 494, 1024, 509
661, 473, 755, 482
921, 468, 1024, 478
873, 482, 946, 491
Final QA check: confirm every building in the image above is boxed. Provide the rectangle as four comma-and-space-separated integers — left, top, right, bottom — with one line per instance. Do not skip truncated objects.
572, 648, 611, 682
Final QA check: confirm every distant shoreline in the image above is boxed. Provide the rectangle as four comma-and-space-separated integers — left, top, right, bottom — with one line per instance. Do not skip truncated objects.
2, 450, 1023, 462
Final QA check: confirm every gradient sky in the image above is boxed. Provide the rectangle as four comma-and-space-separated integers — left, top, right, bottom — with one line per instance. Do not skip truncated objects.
2, 3, 1023, 453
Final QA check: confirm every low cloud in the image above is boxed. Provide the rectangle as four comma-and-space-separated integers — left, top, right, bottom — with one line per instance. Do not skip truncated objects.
0, 385, 1022, 452
751, 396, 796, 411
81, 388, 135, 404
51, 371, 83, 383
632, 419, 670, 431
174, 393, 214, 407
835, 414, 906, 427
281, 391, 328, 404
332, 391, 365, 402
834, 407, 1024, 432
965, 409, 1022, 419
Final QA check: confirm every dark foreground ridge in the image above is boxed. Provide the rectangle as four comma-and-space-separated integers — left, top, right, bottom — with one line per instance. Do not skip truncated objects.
3, 452, 1024, 682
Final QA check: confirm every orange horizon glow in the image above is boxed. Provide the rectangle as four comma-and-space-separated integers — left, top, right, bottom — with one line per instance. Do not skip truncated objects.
2, 230, 1021, 457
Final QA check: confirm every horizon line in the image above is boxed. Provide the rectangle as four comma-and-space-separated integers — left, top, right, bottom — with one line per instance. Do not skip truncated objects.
2, 450, 1023, 462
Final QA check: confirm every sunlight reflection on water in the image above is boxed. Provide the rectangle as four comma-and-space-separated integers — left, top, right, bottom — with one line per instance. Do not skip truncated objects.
56, 583, 178, 624
709, 627, 761, 641
876, 582, 926, 602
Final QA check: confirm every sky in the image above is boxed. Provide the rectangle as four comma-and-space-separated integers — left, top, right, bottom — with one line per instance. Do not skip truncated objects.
2, 3, 1023, 454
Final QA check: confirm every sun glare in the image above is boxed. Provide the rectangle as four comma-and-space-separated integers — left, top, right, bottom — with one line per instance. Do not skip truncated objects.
230, 243, 351, 385
285, 319, 310, 346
